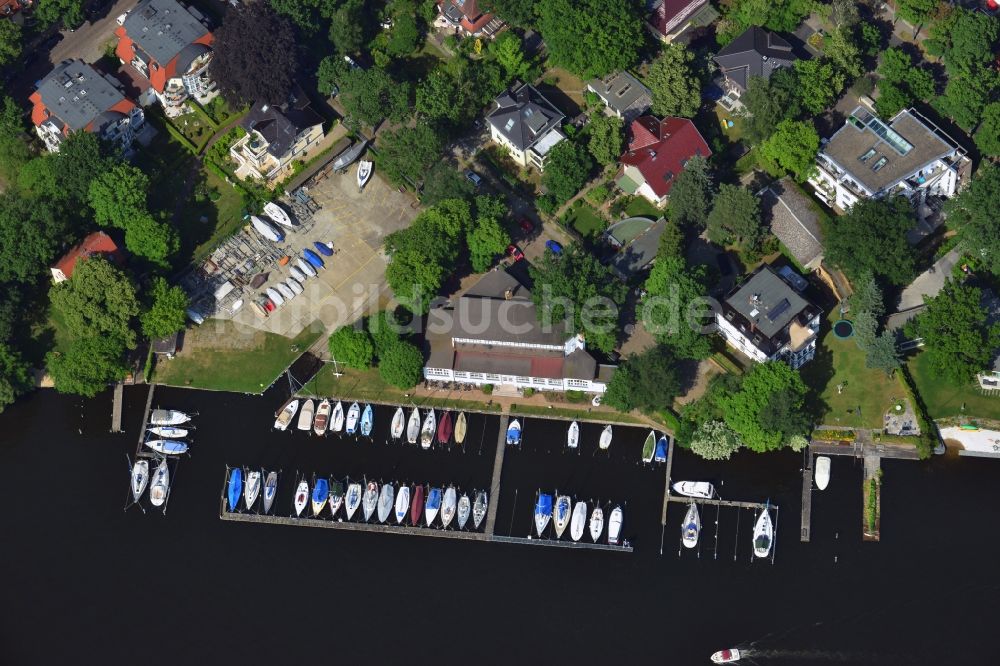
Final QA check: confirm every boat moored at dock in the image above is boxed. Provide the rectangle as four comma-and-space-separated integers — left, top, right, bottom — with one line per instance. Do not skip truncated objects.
420, 409, 436, 449
473, 491, 487, 530
293, 480, 309, 517
296, 399, 315, 432
148, 426, 188, 438
641, 430, 656, 463
244, 470, 261, 510
589, 507, 604, 542
672, 481, 715, 499
329, 480, 344, 518
570, 501, 587, 542
377, 483, 394, 524
311, 478, 330, 516
753, 503, 773, 558
313, 399, 330, 436
345, 402, 360, 435
149, 459, 169, 507
390, 407, 405, 440
437, 411, 453, 445
273, 400, 299, 431
534, 493, 553, 537
407, 408, 420, 444
331, 401, 344, 433
425, 487, 442, 526
345, 483, 362, 520
410, 484, 424, 526
362, 481, 378, 522
815, 456, 831, 490
506, 419, 522, 446
682, 503, 700, 549
395, 485, 410, 524
145, 439, 188, 456
654, 435, 668, 463
440, 486, 457, 528
454, 412, 467, 445
567, 421, 579, 449
599, 425, 613, 450
607, 506, 623, 545
149, 409, 191, 426
130, 459, 149, 502
360, 404, 374, 437
263, 471, 278, 513
457, 493, 471, 529
553, 495, 571, 538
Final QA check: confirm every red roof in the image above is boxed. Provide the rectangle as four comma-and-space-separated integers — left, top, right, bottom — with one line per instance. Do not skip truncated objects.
114, 27, 213, 94
52, 232, 124, 280
620, 116, 711, 199
438, 0, 494, 34
648, 0, 707, 38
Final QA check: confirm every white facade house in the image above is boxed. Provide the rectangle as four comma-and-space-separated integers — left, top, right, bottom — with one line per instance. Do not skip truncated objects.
809, 106, 970, 212
486, 83, 565, 171
424, 271, 614, 394
229, 89, 326, 183
716, 265, 821, 370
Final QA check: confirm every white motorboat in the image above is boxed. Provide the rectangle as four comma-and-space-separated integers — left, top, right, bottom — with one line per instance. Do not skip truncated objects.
148, 426, 188, 438
377, 483, 395, 524
244, 470, 261, 510
345, 482, 362, 520
567, 421, 579, 449
251, 215, 283, 242
313, 399, 331, 436
295, 258, 317, 278
357, 160, 373, 189
457, 493, 471, 529
276, 281, 295, 301
406, 407, 420, 444
395, 485, 410, 524
711, 649, 742, 664
263, 471, 278, 513
815, 456, 831, 490
420, 409, 436, 449
290, 266, 307, 283
390, 407, 405, 440
599, 425, 613, 450
345, 401, 361, 435
296, 399, 315, 431
570, 501, 587, 542
145, 439, 188, 455
589, 506, 604, 543
274, 399, 299, 431
293, 479, 309, 517
264, 201, 294, 229
607, 505, 623, 545
682, 502, 700, 549
440, 486, 457, 528
672, 481, 715, 499
149, 459, 169, 507
286, 279, 303, 296
149, 409, 191, 426
753, 503, 774, 558
553, 495, 571, 538
362, 481, 378, 522
266, 287, 284, 307
330, 401, 344, 433
472, 491, 488, 530
130, 459, 149, 502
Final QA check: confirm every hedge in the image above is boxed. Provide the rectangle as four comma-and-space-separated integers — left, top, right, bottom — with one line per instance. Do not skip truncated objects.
898, 365, 937, 459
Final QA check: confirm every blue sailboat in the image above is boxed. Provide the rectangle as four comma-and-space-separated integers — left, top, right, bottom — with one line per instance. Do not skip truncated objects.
505, 419, 522, 446
302, 248, 325, 269
311, 478, 330, 517
425, 487, 443, 526
534, 492, 553, 537
654, 435, 669, 463
227, 468, 242, 512
360, 404, 374, 437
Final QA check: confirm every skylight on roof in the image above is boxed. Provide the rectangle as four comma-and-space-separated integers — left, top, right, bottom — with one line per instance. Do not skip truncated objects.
504, 118, 514, 131
865, 115, 913, 155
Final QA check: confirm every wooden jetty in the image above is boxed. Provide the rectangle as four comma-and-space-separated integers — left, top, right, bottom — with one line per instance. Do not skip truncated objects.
135, 384, 157, 459
801, 448, 813, 542
111, 382, 124, 433
483, 414, 508, 535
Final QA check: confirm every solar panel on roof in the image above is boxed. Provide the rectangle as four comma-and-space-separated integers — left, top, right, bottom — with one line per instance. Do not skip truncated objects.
767, 298, 791, 322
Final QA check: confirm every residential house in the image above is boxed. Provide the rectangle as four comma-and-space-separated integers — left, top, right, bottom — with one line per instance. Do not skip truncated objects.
50, 231, 125, 283
809, 106, 970, 212
486, 82, 565, 171
435, 0, 504, 38
585, 71, 652, 124
615, 115, 711, 207
716, 264, 821, 369
229, 87, 326, 184
976, 290, 1000, 392
713, 26, 795, 106
760, 177, 825, 271
646, 0, 718, 44
605, 217, 668, 280
424, 270, 615, 394
30, 59, 146, 154
115, 0, 215, 116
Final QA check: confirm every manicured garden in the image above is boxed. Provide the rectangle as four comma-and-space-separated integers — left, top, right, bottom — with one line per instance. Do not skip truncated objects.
908, 352, 1000, 421
562, 201, 604, 238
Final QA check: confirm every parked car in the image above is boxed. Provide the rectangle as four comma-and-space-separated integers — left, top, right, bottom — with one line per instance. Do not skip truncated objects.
465, 170, 483, 187
519, 218, 535, 234
545, 240, 563, 255
507, 244, 524, 262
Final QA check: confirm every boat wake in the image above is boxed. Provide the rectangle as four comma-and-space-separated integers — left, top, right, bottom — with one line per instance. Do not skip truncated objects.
738, 648, 910, 663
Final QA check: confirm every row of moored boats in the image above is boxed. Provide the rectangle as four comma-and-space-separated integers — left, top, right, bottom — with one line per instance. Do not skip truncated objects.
533, 493, 624, 545
672, 481, 773, 558
130, 409, 196, 507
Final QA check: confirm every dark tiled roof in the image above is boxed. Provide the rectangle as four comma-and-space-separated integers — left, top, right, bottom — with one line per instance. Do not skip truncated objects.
123, 0, 210, 66
713, 27, 795, 91
487, 82, 564, 152
586, 71, 652, 119
241, 86, 324, 159
610, 217, 668, 278
721, 265, 819, 356
762, 178, 824, 268
33, 60, 130, 131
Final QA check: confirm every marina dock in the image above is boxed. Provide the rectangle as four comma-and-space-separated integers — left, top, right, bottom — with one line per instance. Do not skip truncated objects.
111, 383, 124, 433
483, 414, 508, 535
135, 384, 156, 459
801, 448, 813, 542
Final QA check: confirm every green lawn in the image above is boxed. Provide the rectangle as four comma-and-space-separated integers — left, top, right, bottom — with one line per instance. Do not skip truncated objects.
562, 202, 605, 238
623, 196, 662, 219
153, 321, 322, 393
714, 104, 745, 143
801, 312, 905, 428
908, 352, 1000, 420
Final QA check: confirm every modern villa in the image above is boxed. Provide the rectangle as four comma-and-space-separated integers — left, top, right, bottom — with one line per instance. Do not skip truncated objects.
486, 82, 565, 171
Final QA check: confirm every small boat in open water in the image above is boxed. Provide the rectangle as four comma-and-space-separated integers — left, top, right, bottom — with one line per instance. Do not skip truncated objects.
244, 470, 261, 510
608, 506, 623, 545
553, 495, 571, 538
293, 479, 309, 516
454, 412, 467, 445
642, 430, 656, 463
149, 459, 169, 507
711, 648, 742, 664
377, 483, 394, 523
411, 484, 424, 526
345, 402, 360, 435
682, 503, 700, 549
420, 409, 436, 449
506, 419, 522, 446
329, 480, 344, 518
264, 202, 294, 229
440, 486, 457, 528
437, 411, 453, 445
672, 481, 715, 499
473, 491, 487, 530
654, 435, 669, 463
227, 468, 242, 512
457, 493, 471, 529
753, 502, 773, 558
589, 506, 604, 542
130, 459, 149, 503
390, 407, 405, 440
311, 478, 330, 516
570, 501, 587, 542
407, 407, 420, 444
345, 482, 362, 520
815, 456, 831, 490
149, 409, 191, 426
567, 421, 579, 449
599, 425, 613, 450
425, 487, 442, 526
534, 493, 553, 537
145, 439, 188, 456
313, 399, 331, 436
331, 401, 344, 433
274, 400, 299, 431
360, 404, 374, 437
362, 481, 378, 522
263, 471, 278, 513
395, 485, 410, 524
296, 399, 315, 432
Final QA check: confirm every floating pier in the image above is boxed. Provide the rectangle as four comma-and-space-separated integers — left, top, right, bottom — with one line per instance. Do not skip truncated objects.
135, 384, 156, 459
111, 382, 124, 433
801, 448, 813, 542
483, 414, 508, 536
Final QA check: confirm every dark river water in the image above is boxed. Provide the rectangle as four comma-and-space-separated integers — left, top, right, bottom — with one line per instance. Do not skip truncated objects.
2, 386, 997, 665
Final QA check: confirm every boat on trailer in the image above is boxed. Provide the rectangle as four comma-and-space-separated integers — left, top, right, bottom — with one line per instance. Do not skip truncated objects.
251, 215, 283, 242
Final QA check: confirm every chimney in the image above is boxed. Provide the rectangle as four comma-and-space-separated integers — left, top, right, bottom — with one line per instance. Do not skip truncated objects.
504, 289, 513, 300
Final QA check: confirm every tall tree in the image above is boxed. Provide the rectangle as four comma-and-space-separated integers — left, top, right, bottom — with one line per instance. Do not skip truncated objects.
719, 361, 809, 452
895, 0, 943, 26
420, 162, 474, 206
705, 184, 764, 250
934, 69, 999, 131
386, 11, 421, 56
140, 278, 189, 340
0, 17, 21, 66
338, 67, 413, 127
328, 325, 375, 368
535, 0, 644, 77
49, 258, 140, 350
0, 343, 31, 414
667, 155, 713, 229
329, 0, 369, 54
212, 3, 298, 105
541, 140, 593, 203
46, 335, 130, 398
467, 215, 511, 272
717, 0, 813, 44
876, 48, 936, 118
759, 119, 820, 181
491, 32, 532, 80
946, 164, 1000, 275
792, 59, 845, 114
824, 27, 864, 79
825, 197, 916, 285
0, 195, 66, 283
123, 214, 178, 267
88, 164, 150, 230
975, 103, 1000, 158
33, 0, 85, 29
690, 420, 743, 461
646, 43, 701, 118
937, 9, 999, 75
375, 124, 443, 188
741, 72, 799, 144
378, 340, 424, 388
586, 113, 623, 166
483, 0, 538, 28
416, 68, 467, 124
602, 345, 681, 412
644, 253, 713, 360
54, 132, 114, 207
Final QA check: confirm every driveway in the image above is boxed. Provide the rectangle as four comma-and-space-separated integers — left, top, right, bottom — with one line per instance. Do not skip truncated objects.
50, 0, 136, 65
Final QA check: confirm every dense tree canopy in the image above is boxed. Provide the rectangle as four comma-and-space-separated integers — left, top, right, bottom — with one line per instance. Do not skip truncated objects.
895, 0, 941, 26
54, 132, 115, 208
759, 120, 820, 181
0, 195, 66, 284
492, 32, 533, 81
934, 69, 999, 131
690, 420, 743, 461
717, 0, 813, 44
825, 197, 916, 285
329, 0, 370, 54
741, 72, 799, 144
33, 0, 85, 29
467, 200, 511, 272
328, 325, 375, 368
974, 103, 1000, 157
946, 164, 1000, 276
88, 165, 149, 230
378, 340, 424, 389
140, 278, 189, 340
336, 66, 413, 127
876, 48, 936, 118
46, 335, 131, 398
667, 155, 714, 229
706, 184, 765, 251
792, 59, 846, 115
541, 140, 594, 203
602, 345, 682, 413
212, 3, 298, 105
484, 0, 537, 28
647, 44, 701, 118
536, 0, 644, 78
0, 18, 21, 66
49, 258, 140, 350
0, 343, 31, 414
420, 162, 474, 206
718, 361, 809, 452
376, 124, 443, 189
586, 113, 623, 166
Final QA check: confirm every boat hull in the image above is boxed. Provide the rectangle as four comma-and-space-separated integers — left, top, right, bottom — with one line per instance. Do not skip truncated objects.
131, 460, 149, 502
682, 503, 700, 549
395, 486, 410, 524
570, 501, 587, 542
589, 508, 604, 542
815, 456, 831, 490
672, 481, 715, 499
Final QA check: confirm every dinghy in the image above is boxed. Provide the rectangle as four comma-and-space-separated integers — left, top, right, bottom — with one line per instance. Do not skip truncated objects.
149, 409, 191, 426
534, 493, 553, 537
313, 399, 331, 436
274, 399, 299, 431
296, 399, 315, 431
454, 412, 467, 445
293, 479, 309, 517
672, 481, 715, 499
149, 459, 169, 507
303, 248, 325, 270
711, 649, 742, 664
130, 459, 149, 503
148, 426, 188, 438
329, 480, 344, 518
599, 425, 613, 450
608, 506, 623, 545
295, 258, 316, 278
290, 266, 307, 283
276, 281, 295, 301
357, 160, 373, 189
330, 401, 344, 433
333, 140, 367, 171
440, 486, 457, 528
410, 484, 424, 526
360, 404, 373, 437
264, 202, 294, 229
505, 419, 522, 446
390, 407, 405, 440
567, 421, 579, 449
753, 502, 774, 558
641, 430, 656, 463
265, 287, 284, 307
457, 493, 471, 529
407, 407, 421, 444
472, 491, 487, 530
345, 482, 362, 520
570, 501, 587, 542
362, 481, 378, 522
815, 456, 831, 490
682, 503, 700, 549
377, 483, 394, 524
437, 411, 453, 445
311, 478, 330, 517
654, 435, 669, 463
251, 215, 283, 242
244, 470, 261, 510
285, 279, 302, 296
313, 241, 334, 257
345, 402, 361, 435
145, 439, 188, 456
589, 507, 604, 542
553, 495, 571, 538
425, 487, 442, 526
420, 409, 436, 449
395, 485, 410, 524
263, 471, 278, 513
